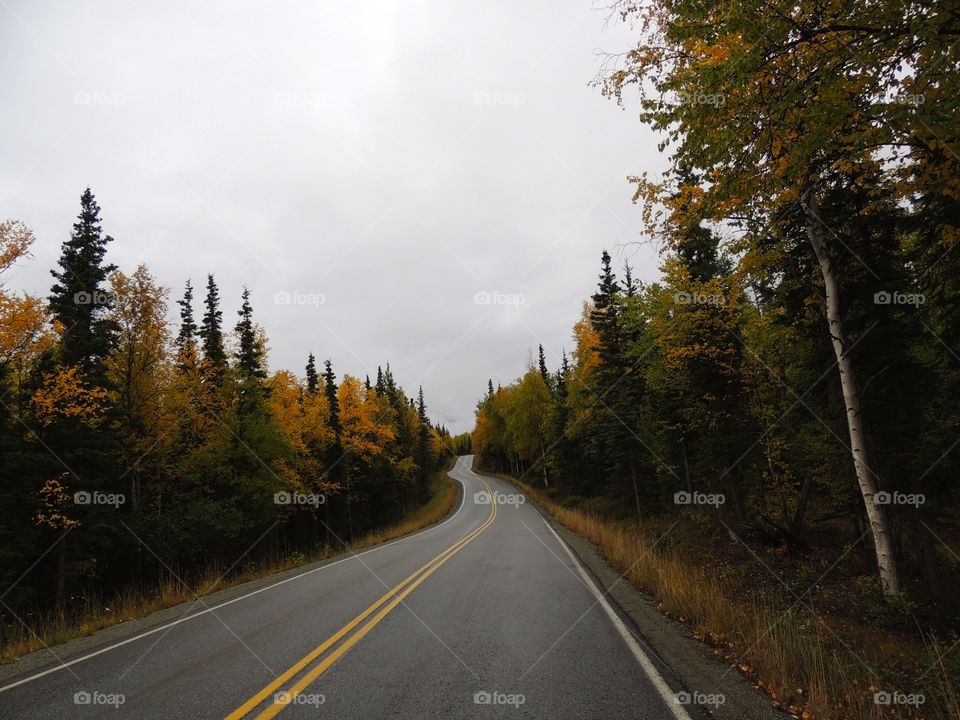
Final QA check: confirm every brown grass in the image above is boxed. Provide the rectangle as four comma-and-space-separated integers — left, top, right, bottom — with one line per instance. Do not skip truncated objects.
1, 471, 459, 664
509, 476, 957, 720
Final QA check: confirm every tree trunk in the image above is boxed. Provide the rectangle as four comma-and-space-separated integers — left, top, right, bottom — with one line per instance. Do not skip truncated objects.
802, 188, 900, 595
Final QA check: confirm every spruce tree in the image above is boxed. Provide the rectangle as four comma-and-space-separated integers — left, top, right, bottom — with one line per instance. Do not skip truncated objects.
48, 188, 118, 379
591, 251, 623, 378
589, 251, 649, 512
323, 359, 341, 441
235, 287, 266, 380
537, 344, 552, 392
623, 262, 638, 298
199, 274, 227, 382
416, 386, 430, 496
175, 279, 198, 369
305, 353, 319, 393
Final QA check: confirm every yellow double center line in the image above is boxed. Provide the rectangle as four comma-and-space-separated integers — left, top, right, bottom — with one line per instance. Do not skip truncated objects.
226, 479, 498, 720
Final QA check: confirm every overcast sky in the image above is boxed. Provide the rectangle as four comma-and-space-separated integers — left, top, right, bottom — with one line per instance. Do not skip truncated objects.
1, 0, 666, 433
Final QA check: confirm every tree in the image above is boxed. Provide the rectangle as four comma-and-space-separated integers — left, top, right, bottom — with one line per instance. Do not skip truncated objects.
596, 0, 959, 594
48, 188, 118, 381
175, 279, 198, 369
106, 265, 171, 511
537, 344, 552, 392
323, 359, 341, 442
416, 386, 430, 498
590, 251, 652, 514
305, 353, 319, 393
338, 375, 395, 536
199, 274, 227, 385
235, 287, 266, 381
0, 221, 54, 395
504, 368, 553, 487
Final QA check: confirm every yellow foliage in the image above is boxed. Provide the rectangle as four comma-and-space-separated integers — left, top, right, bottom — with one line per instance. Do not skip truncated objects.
338, 375, 394, 461
31, 367, 109, 427
34, 473, 80, 529
0, 292, 53, 364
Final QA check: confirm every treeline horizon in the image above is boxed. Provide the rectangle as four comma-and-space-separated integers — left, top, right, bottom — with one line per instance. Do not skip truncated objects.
0, 189, 469, 627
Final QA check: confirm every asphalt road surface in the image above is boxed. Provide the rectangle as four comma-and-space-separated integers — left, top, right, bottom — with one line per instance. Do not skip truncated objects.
0, 456, 695, 719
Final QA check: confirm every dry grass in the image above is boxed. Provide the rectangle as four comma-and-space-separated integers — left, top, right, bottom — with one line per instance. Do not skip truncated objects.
510, 476, 957, 720
1, 472, 459, 664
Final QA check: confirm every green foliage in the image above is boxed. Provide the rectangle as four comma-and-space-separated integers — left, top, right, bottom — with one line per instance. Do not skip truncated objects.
0, 193, 446, 635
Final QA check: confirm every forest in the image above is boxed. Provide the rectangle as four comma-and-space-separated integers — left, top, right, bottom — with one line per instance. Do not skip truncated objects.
0, 190, 466, 642
472, 0, 959, 682
474, 0, 960, 612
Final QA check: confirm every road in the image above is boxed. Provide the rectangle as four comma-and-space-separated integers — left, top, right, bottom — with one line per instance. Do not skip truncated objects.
0, 456, 694, 719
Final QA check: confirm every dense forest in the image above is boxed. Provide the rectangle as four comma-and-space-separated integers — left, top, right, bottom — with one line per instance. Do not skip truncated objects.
473, 0, 959, 623
0, 190, 466, 633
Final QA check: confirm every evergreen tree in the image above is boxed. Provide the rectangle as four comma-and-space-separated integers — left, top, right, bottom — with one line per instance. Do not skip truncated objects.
537, 344, 552, 393
590, 251, 651, 513
323, 359, 341, 441
235, 286, 266, 380
591, 251, 623, 378
417, 386, 430, 497
305, 353, 319, 393
175, 279, 198, 369
623, 262, 638, 298
48, 188, 118, 379
199, 274, 227, 382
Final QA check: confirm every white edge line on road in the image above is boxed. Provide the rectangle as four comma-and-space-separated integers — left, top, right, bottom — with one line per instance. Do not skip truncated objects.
539, 515, 693, 720
0, 462, 472, 694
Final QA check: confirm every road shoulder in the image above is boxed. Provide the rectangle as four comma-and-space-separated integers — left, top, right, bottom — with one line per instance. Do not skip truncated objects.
511, 484, 787, 720
0, 473, 464, 688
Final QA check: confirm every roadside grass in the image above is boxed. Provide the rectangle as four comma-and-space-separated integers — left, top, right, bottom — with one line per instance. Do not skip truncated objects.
1, 469, 460, 665
506, 475, 959, 720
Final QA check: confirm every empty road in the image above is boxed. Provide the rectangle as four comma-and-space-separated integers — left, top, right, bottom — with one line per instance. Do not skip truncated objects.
0, 456, 693, 719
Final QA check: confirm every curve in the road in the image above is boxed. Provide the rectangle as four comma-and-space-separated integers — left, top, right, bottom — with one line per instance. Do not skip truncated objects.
227, 475, 498, 719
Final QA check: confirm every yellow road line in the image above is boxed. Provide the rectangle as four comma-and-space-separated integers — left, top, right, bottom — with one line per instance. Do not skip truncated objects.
226, 480, 497, 720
